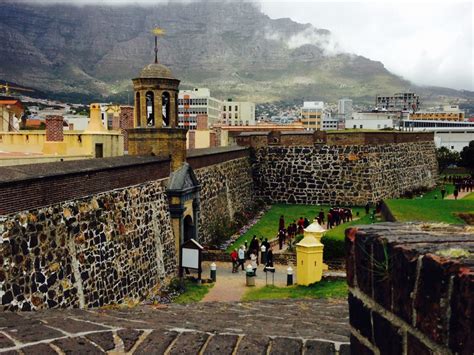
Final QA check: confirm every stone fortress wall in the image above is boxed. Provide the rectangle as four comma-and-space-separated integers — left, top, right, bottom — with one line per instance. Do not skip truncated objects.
240, 131, 438, 205
0, 149, 254, 310
0, 132, 439, 310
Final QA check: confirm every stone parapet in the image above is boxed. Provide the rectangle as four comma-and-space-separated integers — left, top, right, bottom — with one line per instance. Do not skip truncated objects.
345, 223, 474, 354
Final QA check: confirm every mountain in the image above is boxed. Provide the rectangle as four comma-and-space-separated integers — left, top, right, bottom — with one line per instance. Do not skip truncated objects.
0, 1, 471, 104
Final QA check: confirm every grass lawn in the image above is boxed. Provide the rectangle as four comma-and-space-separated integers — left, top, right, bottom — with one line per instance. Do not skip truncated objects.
227, 204, 370, 254
419, 184, 455, 200
385, 199, 474, 224
242, 279, 348, 301
173, 281, 213, 304
464, 193, 474, 200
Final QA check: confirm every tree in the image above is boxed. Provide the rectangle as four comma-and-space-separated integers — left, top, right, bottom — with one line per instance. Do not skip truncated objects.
436, 147, 460, 174
460, 141, 474, 174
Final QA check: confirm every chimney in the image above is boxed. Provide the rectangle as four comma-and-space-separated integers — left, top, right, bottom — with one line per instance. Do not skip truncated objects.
119, 106, 134, 152
85, 103, 107, 133
43, 115, 67, 155
45, 115, 64, 142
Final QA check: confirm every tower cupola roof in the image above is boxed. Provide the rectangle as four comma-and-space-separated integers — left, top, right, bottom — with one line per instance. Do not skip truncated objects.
139, 63, 175, 80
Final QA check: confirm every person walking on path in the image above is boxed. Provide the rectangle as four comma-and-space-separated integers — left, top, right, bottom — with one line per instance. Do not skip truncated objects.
454, 188, 459, 200
230, 249, 238, 273
250, 236, 260, 265
279, 215, 285, 232
266, 247, 274, 268
250, 250, 258, 276
365, 202, 370, 215
260, 243, 267, 265
238, 245, 246, 271
441, 186, 447, 199
318, 209, 325, 224
278, 229, 285, 250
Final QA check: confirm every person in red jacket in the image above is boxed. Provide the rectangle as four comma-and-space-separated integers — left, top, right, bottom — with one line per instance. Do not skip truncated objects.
230, 249, 238, 273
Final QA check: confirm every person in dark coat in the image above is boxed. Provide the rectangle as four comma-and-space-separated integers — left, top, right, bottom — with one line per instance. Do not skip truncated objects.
279, 215, 285, 232
266, 247, 274, 267
250, 236, 259, 265
303, 217, 310, 228
318, 209, 325, 224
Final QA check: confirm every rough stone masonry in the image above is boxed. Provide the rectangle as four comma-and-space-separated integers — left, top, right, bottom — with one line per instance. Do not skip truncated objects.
252, 141, 437, 206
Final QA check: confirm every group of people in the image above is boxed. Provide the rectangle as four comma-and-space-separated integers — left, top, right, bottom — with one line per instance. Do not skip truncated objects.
440, 175, 473, 200
322, 207, 353, 229
230, 235, 274, 275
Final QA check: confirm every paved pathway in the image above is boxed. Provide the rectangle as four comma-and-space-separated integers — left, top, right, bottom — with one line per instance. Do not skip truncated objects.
200, 262, 293, 302
0, 299, 350, 354
200, 262, 345, 303
446, 190, 472, 200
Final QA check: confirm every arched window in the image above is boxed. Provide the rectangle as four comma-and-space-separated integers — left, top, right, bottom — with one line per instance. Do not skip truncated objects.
162, 91, 170, 127
135, 92, 141, 127
146, 91, 154, 127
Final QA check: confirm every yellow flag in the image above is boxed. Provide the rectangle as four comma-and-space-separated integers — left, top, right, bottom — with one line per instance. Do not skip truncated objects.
152, 27, 166, 36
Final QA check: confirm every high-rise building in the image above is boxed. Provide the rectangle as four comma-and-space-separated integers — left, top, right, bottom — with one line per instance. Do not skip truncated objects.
301, 101, 325, 130
178, 88, 221, 130
376, 92, 420, 112
221, 100, 255, 126
338, 98, 353, 120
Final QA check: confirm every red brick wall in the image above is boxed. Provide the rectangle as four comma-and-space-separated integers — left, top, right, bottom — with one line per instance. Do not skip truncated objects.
196, 114, 208, 130
119, 106, 134, 151
346, 223, 474, 354
0, 157, 171, 215
45, 115, 64, 142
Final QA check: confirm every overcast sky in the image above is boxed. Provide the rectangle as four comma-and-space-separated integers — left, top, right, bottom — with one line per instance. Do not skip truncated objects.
258, 1, 473, 91
10, 0, 474, 91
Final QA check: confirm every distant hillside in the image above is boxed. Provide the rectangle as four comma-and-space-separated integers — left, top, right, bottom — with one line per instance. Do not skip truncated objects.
0, 1, 472, 104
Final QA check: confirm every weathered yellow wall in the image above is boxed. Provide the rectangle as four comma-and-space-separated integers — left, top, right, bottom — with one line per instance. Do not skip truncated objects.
0, 131, 124, 158
0, 155, 92, 167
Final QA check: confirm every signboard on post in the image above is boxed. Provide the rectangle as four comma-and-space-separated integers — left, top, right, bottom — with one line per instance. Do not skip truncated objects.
180, 238, 204, 280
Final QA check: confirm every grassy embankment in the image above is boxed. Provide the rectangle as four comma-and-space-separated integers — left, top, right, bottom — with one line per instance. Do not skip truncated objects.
242, 279, 348, 301
173, 281, 214, 304
385, 182, 474, 224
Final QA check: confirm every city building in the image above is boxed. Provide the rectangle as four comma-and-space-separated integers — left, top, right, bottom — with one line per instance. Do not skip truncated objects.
0, 104, 124, 166
322, 116, 339, 130
376, 92, 420, 112
337, 98, 353, 121
301, 101, 325, 130
433, 129, 474, 152
178, 88, 221, 130
408, 108, 465, 121
221, 99, 256, 126
346, 111, 401, 130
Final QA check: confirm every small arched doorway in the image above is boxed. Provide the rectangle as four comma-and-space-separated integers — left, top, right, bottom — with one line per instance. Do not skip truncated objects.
183, 215, 194, 243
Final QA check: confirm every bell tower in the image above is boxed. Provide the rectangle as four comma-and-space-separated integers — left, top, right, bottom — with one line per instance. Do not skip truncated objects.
128, 27, 187, 172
